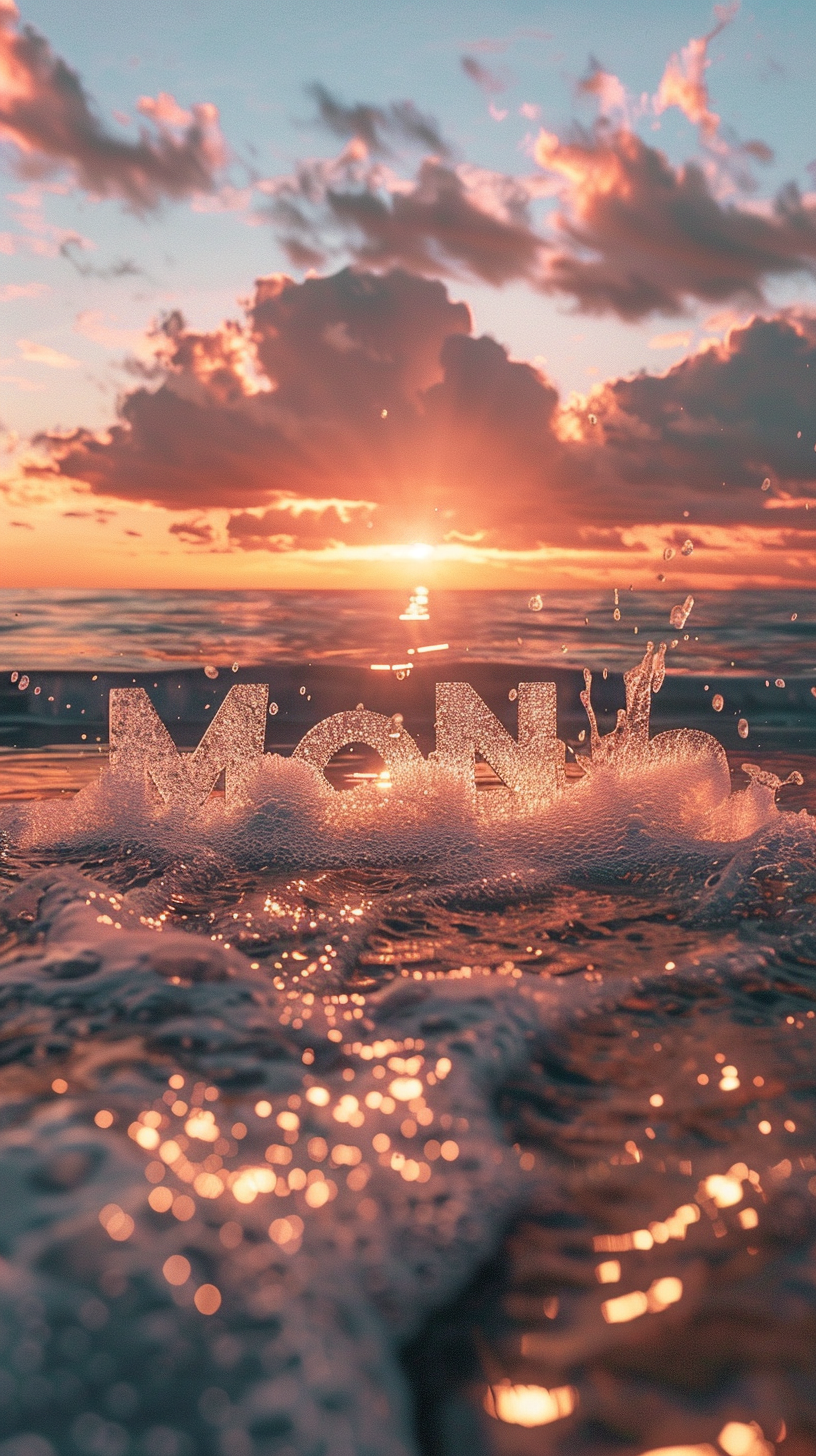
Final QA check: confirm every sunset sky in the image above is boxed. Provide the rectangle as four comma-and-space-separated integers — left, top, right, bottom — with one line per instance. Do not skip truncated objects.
2, 0, 816, 589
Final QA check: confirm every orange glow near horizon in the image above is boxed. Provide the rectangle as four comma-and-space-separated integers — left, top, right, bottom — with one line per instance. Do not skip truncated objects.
3, 475, 816, 591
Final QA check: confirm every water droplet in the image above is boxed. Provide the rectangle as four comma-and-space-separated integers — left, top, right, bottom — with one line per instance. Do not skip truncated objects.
508, 688, 518, 701
680, 538, 694, 556
775, 677, 785, 688
528, 594, 543, 611
269, 702, 279, 715
712, 693, 724, 712
663, 546, 675, 561
670, 595, 694, 630
792, 612, 798, 620
588, 412, 597, 425
232, 662, 239, 673
738, 718, 749, 739
18, 674, 29, 691
761, 478, 771, 491
204, 665, 219, 680
10, 671, 18, 683
299, 686, 306, 695
613, 608, 621, 621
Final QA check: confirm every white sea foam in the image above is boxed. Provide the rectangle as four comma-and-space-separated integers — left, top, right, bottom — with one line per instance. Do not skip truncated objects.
1, 648, 815, 1456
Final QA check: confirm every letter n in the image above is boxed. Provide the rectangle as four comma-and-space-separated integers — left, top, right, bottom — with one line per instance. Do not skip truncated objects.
109, 684, 268, 811
433, 682, 564, 800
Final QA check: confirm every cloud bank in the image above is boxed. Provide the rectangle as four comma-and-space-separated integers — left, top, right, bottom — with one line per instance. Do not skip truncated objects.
28, 267, 816, 571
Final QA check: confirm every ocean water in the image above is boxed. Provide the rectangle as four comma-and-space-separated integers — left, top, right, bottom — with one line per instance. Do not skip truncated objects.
1, 590, 816, 1456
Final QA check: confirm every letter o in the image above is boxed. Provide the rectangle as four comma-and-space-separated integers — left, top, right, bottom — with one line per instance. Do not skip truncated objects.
291, 710, 423, 789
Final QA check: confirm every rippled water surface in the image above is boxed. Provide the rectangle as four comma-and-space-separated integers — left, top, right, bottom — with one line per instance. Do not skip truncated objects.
1, 592, 816, 1456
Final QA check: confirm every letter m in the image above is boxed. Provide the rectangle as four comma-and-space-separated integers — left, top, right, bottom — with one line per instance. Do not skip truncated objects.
109, 684, 268, 811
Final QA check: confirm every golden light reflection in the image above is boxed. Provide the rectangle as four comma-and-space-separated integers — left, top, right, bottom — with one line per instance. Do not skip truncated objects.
99, 1203, 134, 1241
718, 1425, 773, 1456
602, 1276, 683, 1323
703, 1173, 743, 1208
637, 1447, 718, 1456
484, 1382, 577, 1427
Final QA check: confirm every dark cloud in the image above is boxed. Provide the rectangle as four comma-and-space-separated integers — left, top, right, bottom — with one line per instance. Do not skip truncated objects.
35, 269, 472, 531
585, 311, 816, 524
59, 239, 145, 279
268, 154, 545, 287
0, 3, 225, 209
168, 520, 216, 545
307, 84, 450, 158
460, 56, 508, 95
31, 267, 816, 565
266, 118, 816, 319
534, 124, 816, 319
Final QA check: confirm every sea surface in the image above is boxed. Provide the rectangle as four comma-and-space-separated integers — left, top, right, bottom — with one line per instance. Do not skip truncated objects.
1, 589, 816, 1456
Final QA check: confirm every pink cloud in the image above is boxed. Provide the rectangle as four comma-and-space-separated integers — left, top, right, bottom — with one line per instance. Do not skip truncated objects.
653, 3, 738, 140
0, 2, 226, 209
0, 280, 49, 300
17, 337, 79, 367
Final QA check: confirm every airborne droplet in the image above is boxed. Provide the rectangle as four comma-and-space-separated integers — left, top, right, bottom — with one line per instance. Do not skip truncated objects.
712, 693, 724, 712
204, 665, 219, 680
681, 539, 694, 556
269, 702, 279, 716
528, 594, 543, 612
761, 478, 771, 491
738, 718, 749, 739
670, 595, 694, 630
663, 546, 675, 561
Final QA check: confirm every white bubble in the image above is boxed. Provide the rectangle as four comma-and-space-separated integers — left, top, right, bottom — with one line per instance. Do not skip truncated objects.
232, 662, 239, 673
528, 594, 543, 612
269, 702, 279, 715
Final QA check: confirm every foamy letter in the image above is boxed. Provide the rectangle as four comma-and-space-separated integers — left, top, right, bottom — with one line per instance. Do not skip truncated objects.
292, 709, 423, 787
433, 682, 565, 800
109, 684, 268, 810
